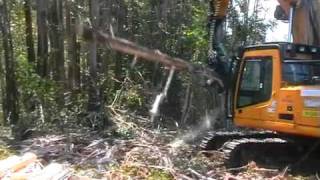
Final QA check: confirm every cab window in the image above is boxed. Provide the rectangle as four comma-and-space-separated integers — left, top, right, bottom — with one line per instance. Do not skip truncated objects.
237, 58, 272, 108
282, 61, 320, 85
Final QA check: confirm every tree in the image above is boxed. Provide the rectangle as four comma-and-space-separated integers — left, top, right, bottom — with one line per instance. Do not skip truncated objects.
0, 32, 5, 125
113, 0, 128, 91
0, 0, 19, 125
66, 0, 80, 90
87, 0, 100, 112
48, 0, 64, 82
226, 0, 274, 54
24, 0, 35, 64
0, 0, 282, 131
36, 0, 49, 77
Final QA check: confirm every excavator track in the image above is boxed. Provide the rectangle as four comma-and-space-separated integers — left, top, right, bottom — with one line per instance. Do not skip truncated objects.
200, 130, 320, 169
199, 131, 303, 168
199, 130, 278, 150
221, 137, 290, 168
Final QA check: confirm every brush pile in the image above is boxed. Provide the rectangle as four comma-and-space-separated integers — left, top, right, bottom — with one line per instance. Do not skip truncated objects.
12, 129, 221, 179
0, 109, 315, 179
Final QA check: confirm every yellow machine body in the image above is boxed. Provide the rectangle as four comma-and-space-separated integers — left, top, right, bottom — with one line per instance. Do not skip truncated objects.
234, 43, 320, 138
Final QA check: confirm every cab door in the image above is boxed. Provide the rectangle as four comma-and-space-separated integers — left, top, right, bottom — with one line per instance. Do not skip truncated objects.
234, 49, 280, 128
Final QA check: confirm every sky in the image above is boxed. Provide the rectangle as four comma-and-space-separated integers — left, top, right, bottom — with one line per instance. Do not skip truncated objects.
263, 0, 289, 42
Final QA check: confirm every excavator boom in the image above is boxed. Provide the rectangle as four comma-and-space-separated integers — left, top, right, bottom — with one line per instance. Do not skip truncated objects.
209, 0, 230, 19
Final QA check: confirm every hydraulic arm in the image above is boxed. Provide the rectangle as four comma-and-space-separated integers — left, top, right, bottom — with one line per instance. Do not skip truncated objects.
208, 0, 230, 82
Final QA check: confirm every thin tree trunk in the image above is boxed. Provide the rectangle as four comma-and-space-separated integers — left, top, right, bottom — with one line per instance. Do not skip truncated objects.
87, 0, 100, 112
114, 53, 123, 90
24, 0, 35, 64
243, 0, 250, 46
48, 0, 64, 82
151, 0, 169, 87
113, 0, 127, 91
66, 1, 80, 90
36, 0, 49, 77
0, 0, 19, 125
74, 42, 81, 88
97, 1, 113, 107
0, 42, 6, 125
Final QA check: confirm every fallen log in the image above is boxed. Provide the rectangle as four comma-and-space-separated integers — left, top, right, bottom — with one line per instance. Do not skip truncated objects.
0, 153, 37, 178
30, 163, 72, 180
80, 26, 224, 88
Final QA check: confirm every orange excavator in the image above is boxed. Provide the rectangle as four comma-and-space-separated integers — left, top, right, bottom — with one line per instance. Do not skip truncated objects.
207, 0, 320, 138
201, 0, 320, 167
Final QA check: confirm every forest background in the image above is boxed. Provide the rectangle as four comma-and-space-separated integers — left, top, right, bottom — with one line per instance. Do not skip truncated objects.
0, 0, 275, 139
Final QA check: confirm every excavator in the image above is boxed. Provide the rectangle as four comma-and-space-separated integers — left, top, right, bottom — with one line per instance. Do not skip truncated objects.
201, 0, 320, 167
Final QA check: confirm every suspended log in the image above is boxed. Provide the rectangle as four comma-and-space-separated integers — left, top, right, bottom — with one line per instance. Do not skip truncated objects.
80, 26, 224, 88
82, 27, 190, 70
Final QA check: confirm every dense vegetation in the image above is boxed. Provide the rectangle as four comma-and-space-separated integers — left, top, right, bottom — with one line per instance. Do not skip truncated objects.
0, 0, 273, 138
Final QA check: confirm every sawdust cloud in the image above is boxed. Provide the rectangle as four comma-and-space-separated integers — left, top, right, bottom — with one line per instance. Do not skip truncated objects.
169, 108, 220, 148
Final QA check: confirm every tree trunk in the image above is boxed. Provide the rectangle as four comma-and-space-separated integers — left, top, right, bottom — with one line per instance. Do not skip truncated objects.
113, 0, 127, 91
74, 42, 81, 89
0, 0, 19, 125
36, 0, 49, 77
48, 0, 64, 82
87, 0, 100, 112
0, 41, 6, 125
24, 0, 36, 64
66, 0, 80, 90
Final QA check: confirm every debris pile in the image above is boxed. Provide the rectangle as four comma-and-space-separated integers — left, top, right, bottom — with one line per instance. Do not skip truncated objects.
0, 111, 317, 179
9, 128, 222, 179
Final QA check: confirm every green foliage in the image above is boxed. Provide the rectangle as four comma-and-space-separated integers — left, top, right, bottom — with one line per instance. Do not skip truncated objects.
16, 58, 60, 128
182, 3, 209, 64
10, 0, 27, 56
113, 126, 135, 139
147, 169, 173, 180
225, 0, 276, 54
116, 165, 173, 180
17, 60, 59, 104
122, 84, 144, 111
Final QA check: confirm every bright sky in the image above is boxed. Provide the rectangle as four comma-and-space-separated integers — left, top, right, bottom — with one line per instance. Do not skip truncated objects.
263, 0, 289, 42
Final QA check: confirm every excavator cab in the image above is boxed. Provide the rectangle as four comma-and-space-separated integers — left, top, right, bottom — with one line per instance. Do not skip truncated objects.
233, 43, 320, 138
